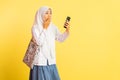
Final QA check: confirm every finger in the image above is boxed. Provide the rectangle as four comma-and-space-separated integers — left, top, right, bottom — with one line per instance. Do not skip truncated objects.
44, 19, 50, 24
65, 21, 69, 24
64, 22, 69, 26
66, 23, 70, 26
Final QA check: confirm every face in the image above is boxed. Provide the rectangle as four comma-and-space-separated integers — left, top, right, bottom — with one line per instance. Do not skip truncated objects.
43, 8, 52, 22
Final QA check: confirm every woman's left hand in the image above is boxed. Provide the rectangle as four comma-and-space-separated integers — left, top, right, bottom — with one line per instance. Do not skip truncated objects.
64, 22, 70, 32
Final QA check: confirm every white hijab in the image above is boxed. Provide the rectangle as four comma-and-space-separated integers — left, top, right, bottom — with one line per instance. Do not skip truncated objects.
32, 6, 57, 58
32, 6, 52, 32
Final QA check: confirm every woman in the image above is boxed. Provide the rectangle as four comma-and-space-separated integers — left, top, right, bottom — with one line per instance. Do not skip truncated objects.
29, 6, 70, 80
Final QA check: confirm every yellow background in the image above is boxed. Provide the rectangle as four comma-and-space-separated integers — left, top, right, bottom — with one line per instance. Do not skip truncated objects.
0, 0, 120, 80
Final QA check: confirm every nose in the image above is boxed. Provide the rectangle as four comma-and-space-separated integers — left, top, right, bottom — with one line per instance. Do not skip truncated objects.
48, 14, 52, 19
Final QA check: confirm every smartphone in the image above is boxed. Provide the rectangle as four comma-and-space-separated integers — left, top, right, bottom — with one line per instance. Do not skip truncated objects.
64, 16, 71, 28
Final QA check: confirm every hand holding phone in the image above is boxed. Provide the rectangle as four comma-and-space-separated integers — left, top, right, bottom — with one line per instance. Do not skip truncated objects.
64, 16, 71, 28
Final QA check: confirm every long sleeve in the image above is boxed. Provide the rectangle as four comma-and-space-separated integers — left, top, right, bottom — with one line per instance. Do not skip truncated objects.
55, 27, 69, 42
32, 26, 47, 46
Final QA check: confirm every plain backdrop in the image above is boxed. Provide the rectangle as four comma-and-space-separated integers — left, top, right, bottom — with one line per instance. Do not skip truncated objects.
0, 0, 120, 80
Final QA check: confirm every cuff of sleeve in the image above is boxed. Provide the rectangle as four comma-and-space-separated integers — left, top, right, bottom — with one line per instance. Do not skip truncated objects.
43, 29, 47, 32
43, 29, 47, 35
63, 31, 69, 38
65, 31, 69, 36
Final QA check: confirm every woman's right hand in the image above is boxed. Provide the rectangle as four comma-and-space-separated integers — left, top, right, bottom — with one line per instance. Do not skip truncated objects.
43, 18, 51, 29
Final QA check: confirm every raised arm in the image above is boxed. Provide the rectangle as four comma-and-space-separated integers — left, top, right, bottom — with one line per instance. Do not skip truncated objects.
31, 25, 47, 46
55, 27, 69, 42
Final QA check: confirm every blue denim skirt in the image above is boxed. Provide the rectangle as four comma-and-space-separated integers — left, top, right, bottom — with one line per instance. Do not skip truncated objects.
29, 64, 60, 80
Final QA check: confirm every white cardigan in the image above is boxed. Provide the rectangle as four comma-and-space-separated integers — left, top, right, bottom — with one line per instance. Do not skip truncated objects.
32, 24, 69, 66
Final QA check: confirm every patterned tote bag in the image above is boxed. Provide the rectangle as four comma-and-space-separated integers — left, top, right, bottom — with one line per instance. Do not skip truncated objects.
23, 38, 38, 69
